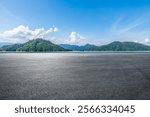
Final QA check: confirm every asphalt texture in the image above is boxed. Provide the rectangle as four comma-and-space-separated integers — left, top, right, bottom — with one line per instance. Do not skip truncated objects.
0, 52, 150, 100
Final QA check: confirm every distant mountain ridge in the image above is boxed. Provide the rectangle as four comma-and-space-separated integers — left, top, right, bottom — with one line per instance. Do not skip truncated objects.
0, 39, 68, 51
60, 44, 97, 51
0, 42, 12, 47
1, 39, 150, 51
60, 41, 150, 51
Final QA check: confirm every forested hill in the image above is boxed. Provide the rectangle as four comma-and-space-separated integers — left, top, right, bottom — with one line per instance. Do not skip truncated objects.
0, 39, 68, 51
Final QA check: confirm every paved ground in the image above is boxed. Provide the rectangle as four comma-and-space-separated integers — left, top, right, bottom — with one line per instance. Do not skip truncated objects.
0, 52, 150, 100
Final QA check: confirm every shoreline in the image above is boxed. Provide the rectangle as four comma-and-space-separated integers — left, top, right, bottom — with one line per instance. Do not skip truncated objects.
0, 51, 150, 53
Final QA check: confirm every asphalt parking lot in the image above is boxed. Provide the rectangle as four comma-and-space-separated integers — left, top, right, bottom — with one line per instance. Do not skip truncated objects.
0, 52, 150, 100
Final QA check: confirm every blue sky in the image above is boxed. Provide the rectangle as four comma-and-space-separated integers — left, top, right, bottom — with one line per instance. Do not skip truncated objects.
0, 0, 150, 45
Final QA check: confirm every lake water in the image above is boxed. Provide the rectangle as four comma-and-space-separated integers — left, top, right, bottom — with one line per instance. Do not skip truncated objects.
0, 52, 150, 99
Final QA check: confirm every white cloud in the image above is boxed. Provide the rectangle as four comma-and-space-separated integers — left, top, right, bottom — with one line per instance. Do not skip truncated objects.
144, 38, 150, 43
65, 32, 86, 44
134, 40, 138, 43
45, 27, 59, 34
0, 25, 59, 43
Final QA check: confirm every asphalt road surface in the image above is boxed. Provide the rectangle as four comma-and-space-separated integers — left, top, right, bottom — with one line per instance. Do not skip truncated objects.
0, 52, 150, 100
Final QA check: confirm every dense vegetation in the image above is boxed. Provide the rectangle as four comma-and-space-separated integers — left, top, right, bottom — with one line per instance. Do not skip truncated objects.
1, 44, 22, 51
0, 39, 68, 51
97, 41, 150, 51
17, 39, 67, 51
60, 41, 150, 51
60, 44, 99, 51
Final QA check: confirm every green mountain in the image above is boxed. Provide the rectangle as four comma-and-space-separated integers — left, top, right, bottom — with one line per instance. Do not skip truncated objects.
97, 41, 150, 51
60, 41, 150, 51
0, 39, 68, 51
1, 44, 22, 51
60, 44, 98, 51
17, 39, 67, 51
